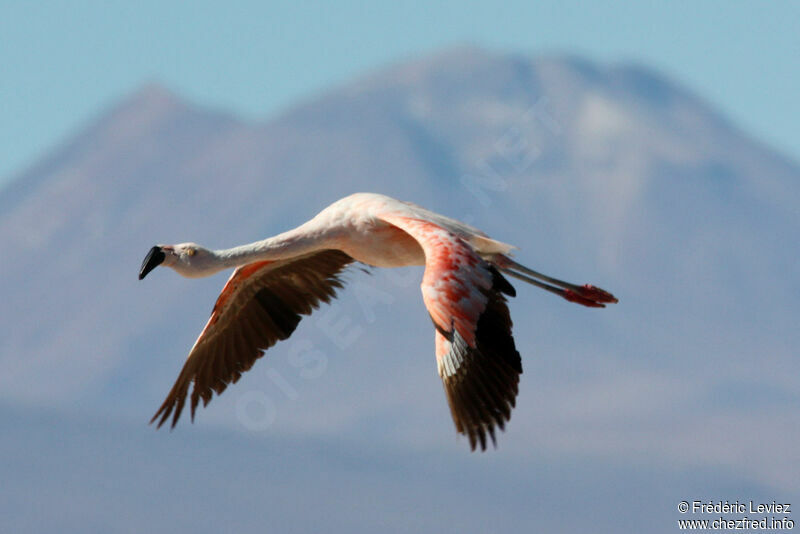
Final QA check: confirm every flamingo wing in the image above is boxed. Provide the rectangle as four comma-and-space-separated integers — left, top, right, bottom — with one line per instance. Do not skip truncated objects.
152, 249, 353, 428
378, 213, 522, 451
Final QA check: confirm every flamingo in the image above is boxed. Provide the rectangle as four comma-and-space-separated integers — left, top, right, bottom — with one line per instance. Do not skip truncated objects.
139, 192, 617, 450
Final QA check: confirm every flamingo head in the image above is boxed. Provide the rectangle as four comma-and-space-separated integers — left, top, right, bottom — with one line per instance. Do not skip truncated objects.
139, 243, 217, 279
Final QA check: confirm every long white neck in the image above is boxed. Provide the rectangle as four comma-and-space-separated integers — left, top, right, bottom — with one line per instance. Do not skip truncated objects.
212, 221, 336, 270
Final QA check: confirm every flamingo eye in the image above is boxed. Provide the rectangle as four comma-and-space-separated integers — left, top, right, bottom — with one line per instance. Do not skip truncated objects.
186, 248, 196, 257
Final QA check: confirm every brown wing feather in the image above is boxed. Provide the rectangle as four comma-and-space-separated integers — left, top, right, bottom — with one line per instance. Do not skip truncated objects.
152, 249, 354, 428
377, 213, 521, 451
438, 268, 522, 451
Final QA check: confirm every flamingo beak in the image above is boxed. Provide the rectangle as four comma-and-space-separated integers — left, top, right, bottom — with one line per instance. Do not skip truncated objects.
139, 246, 166, 280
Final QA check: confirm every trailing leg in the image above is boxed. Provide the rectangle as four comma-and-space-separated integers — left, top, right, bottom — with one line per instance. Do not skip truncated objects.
494, 256, 618, 308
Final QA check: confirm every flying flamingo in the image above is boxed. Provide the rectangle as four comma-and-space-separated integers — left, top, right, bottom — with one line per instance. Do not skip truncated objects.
139, 192, 617, 450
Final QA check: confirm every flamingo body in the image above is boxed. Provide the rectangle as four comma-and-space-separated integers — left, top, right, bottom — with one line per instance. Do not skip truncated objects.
139, 193, 617, 450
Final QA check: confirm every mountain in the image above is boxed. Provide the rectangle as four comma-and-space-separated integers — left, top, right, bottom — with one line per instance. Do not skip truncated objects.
1, 46, 799, 531
0, 403, 767, 534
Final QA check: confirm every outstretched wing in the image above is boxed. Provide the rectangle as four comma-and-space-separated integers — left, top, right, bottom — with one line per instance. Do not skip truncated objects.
378, 213, 522, 451
152, 249, 354, 428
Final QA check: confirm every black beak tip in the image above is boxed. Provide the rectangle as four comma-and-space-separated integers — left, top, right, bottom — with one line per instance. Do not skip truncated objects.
139, 246, 166, 280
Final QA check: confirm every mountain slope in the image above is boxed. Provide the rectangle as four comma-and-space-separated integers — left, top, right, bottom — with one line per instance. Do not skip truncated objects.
1, 402, 770, 534
1, 47, 798, 495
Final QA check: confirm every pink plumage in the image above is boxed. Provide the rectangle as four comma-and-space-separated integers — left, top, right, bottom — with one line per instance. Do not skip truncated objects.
139, 193, 617, 450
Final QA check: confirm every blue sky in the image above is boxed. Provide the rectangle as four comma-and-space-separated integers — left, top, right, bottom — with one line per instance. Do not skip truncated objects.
1, 0, 798, 183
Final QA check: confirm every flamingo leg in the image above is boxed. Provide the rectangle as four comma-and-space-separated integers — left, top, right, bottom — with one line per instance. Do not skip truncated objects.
499, 258, 618, 308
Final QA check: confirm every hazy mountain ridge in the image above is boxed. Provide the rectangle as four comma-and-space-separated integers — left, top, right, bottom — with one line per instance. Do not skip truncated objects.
1, 48, 798, 503
0, 400, 771, 534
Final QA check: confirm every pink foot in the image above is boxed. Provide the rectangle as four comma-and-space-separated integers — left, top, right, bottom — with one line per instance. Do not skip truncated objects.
562, 285, 618, 308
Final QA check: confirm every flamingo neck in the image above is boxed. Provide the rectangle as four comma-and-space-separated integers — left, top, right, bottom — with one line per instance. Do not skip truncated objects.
214, 225, 331, 269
